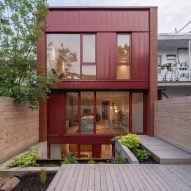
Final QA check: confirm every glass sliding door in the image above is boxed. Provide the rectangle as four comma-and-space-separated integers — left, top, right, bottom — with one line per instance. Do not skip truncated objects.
96, 92, 129, 134
132, 93, 143, 133
80, 92, 94, 134
66, 92, 79, 134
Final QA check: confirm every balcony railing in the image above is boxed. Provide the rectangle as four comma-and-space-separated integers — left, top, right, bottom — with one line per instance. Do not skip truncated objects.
158, 61, 191, 82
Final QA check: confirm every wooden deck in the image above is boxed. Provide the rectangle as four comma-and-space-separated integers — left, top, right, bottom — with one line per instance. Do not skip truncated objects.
47, 164, 191, 191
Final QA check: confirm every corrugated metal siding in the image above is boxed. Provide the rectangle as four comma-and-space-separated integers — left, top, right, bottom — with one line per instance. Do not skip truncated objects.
97, 33, 116, 80
132, 32, 149, 80
47, 94, 65, 135
46, 10, 149, 32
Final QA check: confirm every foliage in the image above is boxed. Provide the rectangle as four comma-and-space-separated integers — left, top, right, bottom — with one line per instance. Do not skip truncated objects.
62, 153, 78, 164
9, 149, 38, 167
88, 160, 96, 164
136, 149, 150, 162
39, 168, 47, 184
115, 155, 127, 164
0, 0, 59, 108
120, 134, 141, 150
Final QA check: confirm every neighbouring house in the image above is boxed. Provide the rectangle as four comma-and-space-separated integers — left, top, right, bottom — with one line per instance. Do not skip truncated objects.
37, 7, 157, 159
158, 33, 191, 99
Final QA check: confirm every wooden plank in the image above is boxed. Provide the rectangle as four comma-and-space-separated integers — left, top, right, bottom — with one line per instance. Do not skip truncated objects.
55, 165, 73, 191
149, 165, 174, 191
118, 165, 135, 191
156, 165, 185, 191
74, 165, 85, 191
67, 165, 81, 191
124, 165, 145, 191
94, 165, 101, 191
88, 165, 96, 191
104, 165, 115, 191
99, 164, 108, 191
131, 165, 154, 191
48, 166, 71, 191
166, 166, 191, 188
109, 165, 121, 191
81, 164, 90, 191
112, 165, 127, 191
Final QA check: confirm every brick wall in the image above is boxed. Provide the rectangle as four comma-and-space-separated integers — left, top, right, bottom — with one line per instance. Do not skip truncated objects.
0, 97, 39, 163
154, 96, 191, 153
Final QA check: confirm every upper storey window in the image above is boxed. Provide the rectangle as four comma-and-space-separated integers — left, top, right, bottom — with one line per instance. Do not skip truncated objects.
82, 34, 96, 80
117, 34, 131, 79
47, 34, 96, 80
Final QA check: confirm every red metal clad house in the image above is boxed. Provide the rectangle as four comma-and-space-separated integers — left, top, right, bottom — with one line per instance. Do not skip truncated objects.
38, 7, 157, 159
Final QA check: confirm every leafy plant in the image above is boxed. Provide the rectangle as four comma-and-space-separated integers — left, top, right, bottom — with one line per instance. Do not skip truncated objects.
115, 155, 127, 164
88, 160, 95, 164
9, 149, 38, 167
136, 149, 150, 162
62, 153, 78, 164
120, 134, 141, 150
39, 168, 47, 184
0, 0, 59, 109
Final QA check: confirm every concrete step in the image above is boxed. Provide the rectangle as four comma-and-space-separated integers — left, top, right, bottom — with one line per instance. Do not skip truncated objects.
138, 135, 191, 164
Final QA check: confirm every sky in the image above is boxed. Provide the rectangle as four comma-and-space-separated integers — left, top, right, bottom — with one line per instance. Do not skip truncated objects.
47, 0, 191, 34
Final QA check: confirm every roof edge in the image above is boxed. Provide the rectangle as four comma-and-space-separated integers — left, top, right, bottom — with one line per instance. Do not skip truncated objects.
48, 6, 157, 10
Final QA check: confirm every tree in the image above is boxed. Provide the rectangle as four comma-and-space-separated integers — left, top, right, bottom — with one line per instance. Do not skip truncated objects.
0, 0, 58, 108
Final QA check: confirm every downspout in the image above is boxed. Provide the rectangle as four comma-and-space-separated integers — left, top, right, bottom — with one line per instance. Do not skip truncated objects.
189, 39, 191, 81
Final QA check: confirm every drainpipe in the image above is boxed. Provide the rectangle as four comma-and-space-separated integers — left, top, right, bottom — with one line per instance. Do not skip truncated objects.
189, 39, 191, 81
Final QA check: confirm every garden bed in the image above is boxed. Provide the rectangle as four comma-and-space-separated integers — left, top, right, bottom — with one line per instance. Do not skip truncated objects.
13, 172, 55, 191
115, 134, 158, 164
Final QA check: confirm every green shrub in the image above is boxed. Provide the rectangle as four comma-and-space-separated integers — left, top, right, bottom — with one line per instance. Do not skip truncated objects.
88, 160, 96, 164
39, 168, 47, 184
120, 134, 141, 150
136, 149, 150, 162
115, 155, 127, 164
62, 153, 78, 164
9, 149, 38, 167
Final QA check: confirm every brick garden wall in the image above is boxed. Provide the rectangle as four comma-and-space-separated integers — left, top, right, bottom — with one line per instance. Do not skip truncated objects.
154, 96, 191, 153
0, 97, 39, 163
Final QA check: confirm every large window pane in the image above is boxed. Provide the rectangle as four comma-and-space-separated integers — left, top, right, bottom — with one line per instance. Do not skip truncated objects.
117, 35, 130, 63
96, 92, 129, 134
82, 65, 96, 80
117, 34, 131, 79
83, 35, 95, 62
80, 92, 94, 134
66, 92, 78, 118
132, 93, 143, 133
47, 34, 80, 79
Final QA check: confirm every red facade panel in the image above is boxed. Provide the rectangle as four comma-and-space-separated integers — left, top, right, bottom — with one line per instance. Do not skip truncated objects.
46, 9, 149, 32
97, 33, 116, 80
132, 32, 149, 80
47, 94, 65, 135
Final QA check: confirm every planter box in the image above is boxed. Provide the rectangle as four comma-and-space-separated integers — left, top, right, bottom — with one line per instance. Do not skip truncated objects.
115, 140, 139, 164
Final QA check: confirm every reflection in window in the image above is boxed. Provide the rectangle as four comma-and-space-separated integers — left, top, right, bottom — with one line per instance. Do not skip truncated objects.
83, 35, 95, 63
66, 92, 78, 118
117, 34, 131, 79
47, 34, 80, 80
66, 120, 79, 134
81, 92, 94, 134
82, 34, 96, 80
82, 65, 96, 80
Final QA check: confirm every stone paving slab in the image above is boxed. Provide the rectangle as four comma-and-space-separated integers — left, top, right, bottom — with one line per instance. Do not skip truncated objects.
139, 135, 191, 164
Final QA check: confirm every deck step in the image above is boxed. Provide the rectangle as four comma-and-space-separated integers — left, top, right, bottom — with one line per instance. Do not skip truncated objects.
138, 135, 191, 164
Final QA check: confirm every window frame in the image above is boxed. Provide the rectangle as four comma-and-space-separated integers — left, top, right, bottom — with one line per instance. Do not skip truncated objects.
46, 33, 96, 80
116, 33, 131, 80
